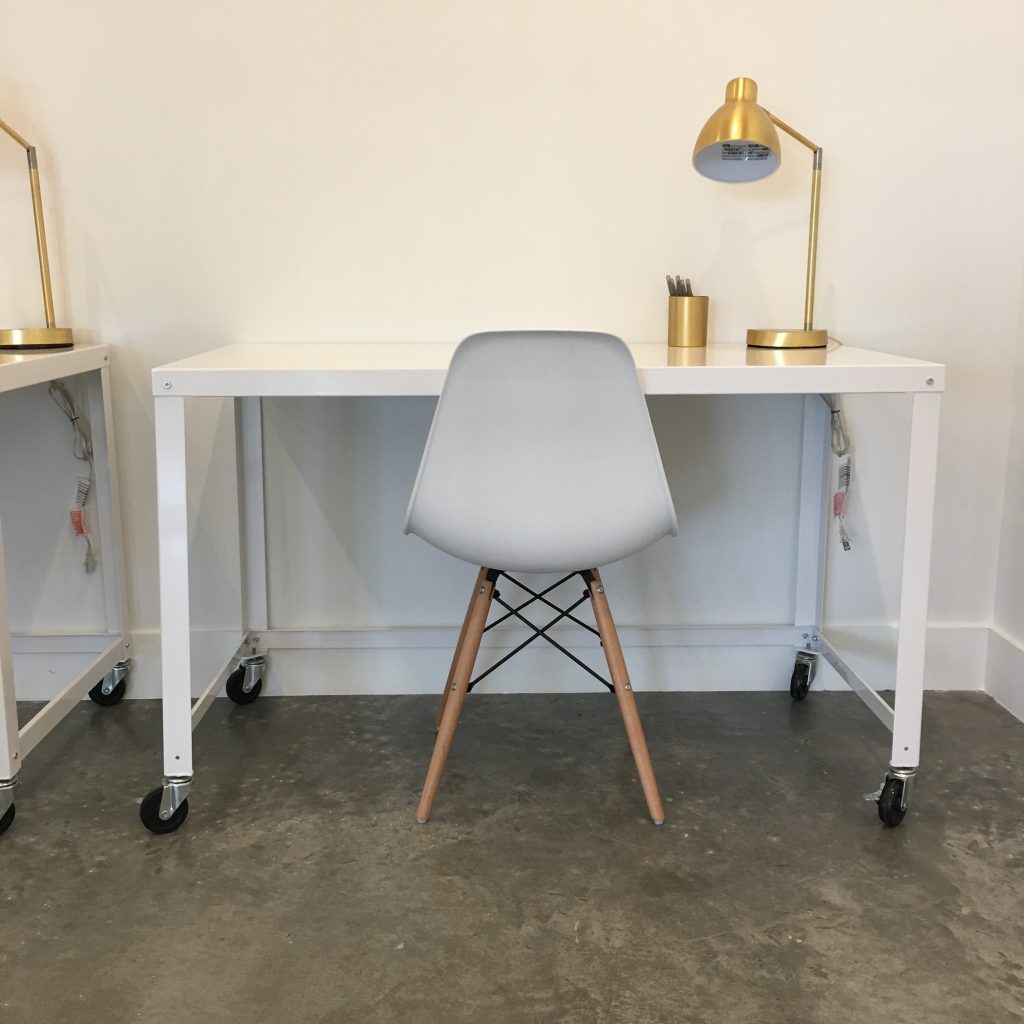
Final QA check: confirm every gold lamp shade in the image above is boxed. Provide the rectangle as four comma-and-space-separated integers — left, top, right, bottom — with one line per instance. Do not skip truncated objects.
692, 77, 828, 349
693, 78, 781, 184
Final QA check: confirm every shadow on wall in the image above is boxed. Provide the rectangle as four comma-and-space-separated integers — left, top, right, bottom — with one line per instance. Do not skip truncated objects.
258, 391, 809, 631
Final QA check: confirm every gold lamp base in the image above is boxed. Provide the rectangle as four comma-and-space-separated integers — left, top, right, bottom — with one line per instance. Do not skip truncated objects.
746, 327, 828, 350
0, 327, 74, 350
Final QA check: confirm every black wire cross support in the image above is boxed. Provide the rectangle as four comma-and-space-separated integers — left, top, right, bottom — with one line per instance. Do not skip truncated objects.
466, 571, 614, 693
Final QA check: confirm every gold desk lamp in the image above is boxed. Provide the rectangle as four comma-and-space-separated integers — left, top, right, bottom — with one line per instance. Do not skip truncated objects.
0, 115, 73, 350
693, 77, 827, 349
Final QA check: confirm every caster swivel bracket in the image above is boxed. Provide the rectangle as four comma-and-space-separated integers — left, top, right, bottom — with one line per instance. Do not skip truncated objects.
99, 658, 132, 697
238, 654, 266, 695
0, 776, 17, 818
865, 766, 917, 808
159, 776, 193, 820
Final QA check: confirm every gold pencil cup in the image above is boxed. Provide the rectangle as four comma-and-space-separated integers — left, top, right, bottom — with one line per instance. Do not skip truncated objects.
668, 295, 708, 348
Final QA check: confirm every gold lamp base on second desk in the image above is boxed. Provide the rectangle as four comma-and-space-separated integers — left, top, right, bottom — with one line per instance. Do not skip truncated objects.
0, 327, 74, 350
746, 327, 828, 350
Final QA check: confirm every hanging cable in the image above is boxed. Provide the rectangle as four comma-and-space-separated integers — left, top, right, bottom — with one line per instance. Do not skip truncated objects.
823, 393, 849, 457
822, 393, 853, 551
48, 380, 97, 573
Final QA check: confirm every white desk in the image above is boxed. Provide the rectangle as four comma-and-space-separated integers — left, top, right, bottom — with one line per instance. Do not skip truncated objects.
0, 344, 131, 835
145, 341, 945, 832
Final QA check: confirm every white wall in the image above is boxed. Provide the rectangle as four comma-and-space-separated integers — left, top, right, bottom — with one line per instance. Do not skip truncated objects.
2, 1, 1023, 697
988, 271, 1024, 716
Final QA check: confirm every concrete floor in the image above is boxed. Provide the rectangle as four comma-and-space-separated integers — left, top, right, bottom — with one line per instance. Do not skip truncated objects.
2, 690, 1023, 1024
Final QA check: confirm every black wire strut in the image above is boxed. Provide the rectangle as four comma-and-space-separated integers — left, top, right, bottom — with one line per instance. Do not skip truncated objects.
466, 571, 614, 693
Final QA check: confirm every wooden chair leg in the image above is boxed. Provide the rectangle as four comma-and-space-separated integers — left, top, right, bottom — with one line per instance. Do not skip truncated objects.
417, 568, 495, 823
436, 568, 487, 728
588, 568, 666, 825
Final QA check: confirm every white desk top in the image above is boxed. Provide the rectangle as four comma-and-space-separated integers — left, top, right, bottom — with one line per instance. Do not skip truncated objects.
0, 343, 110, 396
152, 341, 945, 398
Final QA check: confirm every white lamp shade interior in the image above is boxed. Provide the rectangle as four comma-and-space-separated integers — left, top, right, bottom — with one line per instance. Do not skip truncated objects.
693, 141, 780, 183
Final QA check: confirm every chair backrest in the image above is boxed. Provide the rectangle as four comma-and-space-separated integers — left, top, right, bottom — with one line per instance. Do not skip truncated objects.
405, 331, 678, 573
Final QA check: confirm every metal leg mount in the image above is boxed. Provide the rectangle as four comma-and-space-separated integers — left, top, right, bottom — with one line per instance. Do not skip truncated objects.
238, 654, 265, 695
159, 776, 193, 820
869, 766, 917, 828
89, 657, 132, 706
885, 766, 916, 809
100, 658, 132, 697
0, 776, 17, 818
225, 652, 267, 705
139, 774, 194, 833
790, 647, 819, 701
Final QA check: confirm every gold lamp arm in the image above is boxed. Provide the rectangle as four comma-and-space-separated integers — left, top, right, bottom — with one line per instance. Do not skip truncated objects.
0, 117, 31, 148
767, 112, 823, 332
1, 115, 58, 330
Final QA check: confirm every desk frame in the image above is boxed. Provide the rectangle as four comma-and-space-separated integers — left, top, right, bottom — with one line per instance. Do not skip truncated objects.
148, 342, 944, 829
0, 345, 131, 832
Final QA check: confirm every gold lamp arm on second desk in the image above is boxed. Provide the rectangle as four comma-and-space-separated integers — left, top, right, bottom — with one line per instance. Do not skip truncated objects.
0, 116, 57, 330
766, 112, 823, 334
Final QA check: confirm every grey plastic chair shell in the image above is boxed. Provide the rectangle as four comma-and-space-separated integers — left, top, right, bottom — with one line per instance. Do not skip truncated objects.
404, 331, 677, 573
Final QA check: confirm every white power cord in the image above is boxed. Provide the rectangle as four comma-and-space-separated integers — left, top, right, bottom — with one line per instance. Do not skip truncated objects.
48, 380, 97, 573
822, 393, 853, 552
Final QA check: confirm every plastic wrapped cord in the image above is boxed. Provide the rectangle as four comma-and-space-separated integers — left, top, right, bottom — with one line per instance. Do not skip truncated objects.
48, 380, 97, 573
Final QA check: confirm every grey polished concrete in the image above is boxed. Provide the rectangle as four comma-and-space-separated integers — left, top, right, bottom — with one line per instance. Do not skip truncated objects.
2, 690, 1023, 1023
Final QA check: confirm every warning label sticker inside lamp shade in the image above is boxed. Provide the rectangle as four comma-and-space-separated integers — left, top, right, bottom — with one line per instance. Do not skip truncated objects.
721, 143, 772, 161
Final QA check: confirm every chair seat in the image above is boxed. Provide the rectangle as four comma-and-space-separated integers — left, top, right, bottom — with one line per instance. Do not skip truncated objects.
412, 499, 674, 573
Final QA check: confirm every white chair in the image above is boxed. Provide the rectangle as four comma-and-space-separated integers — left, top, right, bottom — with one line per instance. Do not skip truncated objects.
405, 330, 678, 823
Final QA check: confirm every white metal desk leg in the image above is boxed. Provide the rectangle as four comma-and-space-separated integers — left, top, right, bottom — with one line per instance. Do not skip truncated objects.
87, 363, 132, 698
140, 395, 194, 833
791, 394, 831, 698
235, 397, 269, 634
226, 396, 270, 697
0, 515, 20, 832
881, 390, 941, 825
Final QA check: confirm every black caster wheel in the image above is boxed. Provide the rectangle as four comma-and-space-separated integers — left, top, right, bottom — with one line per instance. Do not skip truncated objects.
89, 677, 127, 706
877, 777, 909, 827
139, 786, 189, 834
790, 661, 811, 701
225, 665, 262, 705
0, 803, 14, 836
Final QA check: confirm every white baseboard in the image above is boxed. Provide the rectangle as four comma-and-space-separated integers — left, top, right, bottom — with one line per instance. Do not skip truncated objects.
116, 627, 808, 698
39, 622, 988, 700
985, 627, 1024, 721
815, 623, 988, 694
